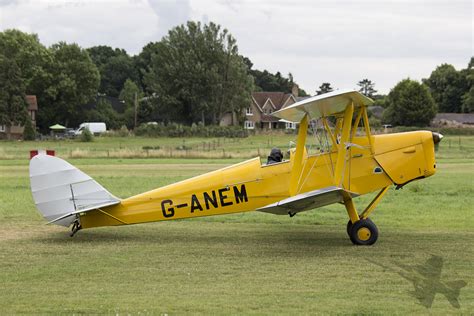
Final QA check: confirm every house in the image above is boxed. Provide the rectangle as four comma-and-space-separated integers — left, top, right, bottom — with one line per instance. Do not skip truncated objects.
219, 85, 309, 129
244, 91, 298, 130
0, 95, 38, 139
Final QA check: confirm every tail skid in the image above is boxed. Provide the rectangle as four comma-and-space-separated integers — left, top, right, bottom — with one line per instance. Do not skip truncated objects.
29, 154, 121, 227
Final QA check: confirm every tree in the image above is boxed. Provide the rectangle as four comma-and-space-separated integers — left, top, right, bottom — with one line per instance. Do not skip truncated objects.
119, 79, 141, 108
23, 115, 36, 140
383, 79, 437, 126
372, 95, 388, 108
0, 29, 53, 131
87, 46, 138, 97
461, 88, 474, 113
84, 98, 122, 129
423, 64, 466, 113
144, 21, 254, 125
119, 79, 141, 128
461, 57, 474, 113
316, 83, 334, 95
40, 42, 100, 128
99, 55, 137, 97
87, 45, 126, 66
242, 58, 308, 96
0, 55, 29, 139
0, 29, 52, 97
134, 42, 161, 93
357, 79, 377, 98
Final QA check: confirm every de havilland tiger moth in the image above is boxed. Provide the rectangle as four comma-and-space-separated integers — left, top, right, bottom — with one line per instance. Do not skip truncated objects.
29, 90, 443, 245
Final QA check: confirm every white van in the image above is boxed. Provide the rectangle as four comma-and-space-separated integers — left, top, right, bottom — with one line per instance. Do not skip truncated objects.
74, 122, 106, 136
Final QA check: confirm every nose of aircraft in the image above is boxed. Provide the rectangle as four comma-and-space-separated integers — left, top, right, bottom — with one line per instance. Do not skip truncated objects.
432, 132, 444, 144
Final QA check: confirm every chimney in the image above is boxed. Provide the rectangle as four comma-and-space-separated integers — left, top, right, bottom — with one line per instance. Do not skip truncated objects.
291, 84, 299, 97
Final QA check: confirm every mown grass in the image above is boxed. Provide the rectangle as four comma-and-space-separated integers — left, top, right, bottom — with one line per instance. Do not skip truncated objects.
1, 132, 472, 161
0, 134, 296, 160
0, 135, 473, 314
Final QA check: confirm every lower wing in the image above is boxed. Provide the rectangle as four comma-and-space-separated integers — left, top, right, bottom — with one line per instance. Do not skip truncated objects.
257, 186, 358, 215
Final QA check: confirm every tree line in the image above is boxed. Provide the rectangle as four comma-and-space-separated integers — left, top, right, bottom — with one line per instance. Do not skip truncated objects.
314, 58, 473, 126
0, 21, 472, 138
0, 22, 306, 135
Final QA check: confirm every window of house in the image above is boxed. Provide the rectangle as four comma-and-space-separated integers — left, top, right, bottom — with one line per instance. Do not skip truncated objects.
30, 111, 35, 121
244, 120, 255, 129
246, 107, 253, 115
263, 107, 272, 115
0, 125, 5, 132
285, 122, 296, 130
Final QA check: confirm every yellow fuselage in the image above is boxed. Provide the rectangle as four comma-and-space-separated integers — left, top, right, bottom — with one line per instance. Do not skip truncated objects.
80, 131, 437, 229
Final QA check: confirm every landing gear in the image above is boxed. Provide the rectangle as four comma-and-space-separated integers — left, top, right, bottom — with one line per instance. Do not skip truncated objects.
343, 186, 389, 246
70, 219, 82, 237
348, 218, 378, 245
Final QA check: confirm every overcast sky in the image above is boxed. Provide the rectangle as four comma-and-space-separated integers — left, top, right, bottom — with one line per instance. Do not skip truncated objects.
0, 0, 472, 94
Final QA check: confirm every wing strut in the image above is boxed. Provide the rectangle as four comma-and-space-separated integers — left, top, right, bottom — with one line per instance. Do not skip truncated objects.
289, 114, 308, 196
334, 102, 354, 187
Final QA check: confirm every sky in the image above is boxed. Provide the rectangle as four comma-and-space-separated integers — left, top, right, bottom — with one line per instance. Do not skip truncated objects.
0, 0, 472, 94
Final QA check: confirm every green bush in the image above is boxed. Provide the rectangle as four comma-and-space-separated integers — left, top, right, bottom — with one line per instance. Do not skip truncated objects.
135, 123, 248, 138
80, 127, 94, 142
117, 125, 130, 137
23, 118, 36, 140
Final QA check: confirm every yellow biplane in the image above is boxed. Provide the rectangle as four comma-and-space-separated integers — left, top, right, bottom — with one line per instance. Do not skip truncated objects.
29, 90, 443, 245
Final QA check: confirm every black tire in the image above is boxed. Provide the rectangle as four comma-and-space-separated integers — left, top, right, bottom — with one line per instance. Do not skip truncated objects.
349, 218, 378, 245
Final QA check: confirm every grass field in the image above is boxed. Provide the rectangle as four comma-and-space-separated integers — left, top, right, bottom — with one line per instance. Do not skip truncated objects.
0, 135, 473, 314
0, 134, 297, 160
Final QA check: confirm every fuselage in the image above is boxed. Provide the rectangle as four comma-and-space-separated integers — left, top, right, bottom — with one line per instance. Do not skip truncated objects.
80, 131, 437, 229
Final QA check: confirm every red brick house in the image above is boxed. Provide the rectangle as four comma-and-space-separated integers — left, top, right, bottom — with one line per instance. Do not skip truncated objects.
244, 92, 298, 130
219, 85, 308, 129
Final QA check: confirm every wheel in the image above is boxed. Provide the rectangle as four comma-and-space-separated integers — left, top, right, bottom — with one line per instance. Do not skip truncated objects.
349, 218, 378, 245
346, 217, 373, 237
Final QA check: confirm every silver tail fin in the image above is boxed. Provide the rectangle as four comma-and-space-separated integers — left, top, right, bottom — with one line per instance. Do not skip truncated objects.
29, 154, 120, 227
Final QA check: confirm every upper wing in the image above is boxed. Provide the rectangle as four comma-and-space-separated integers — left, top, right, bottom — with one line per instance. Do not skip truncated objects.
257, 186, 358, 215
272, 89, 373, 122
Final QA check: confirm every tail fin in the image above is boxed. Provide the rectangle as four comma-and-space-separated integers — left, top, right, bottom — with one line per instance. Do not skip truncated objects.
29, 154, 120, 227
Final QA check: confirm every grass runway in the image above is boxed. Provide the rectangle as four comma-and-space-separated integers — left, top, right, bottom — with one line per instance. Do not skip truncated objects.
0, 135, 473, 314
